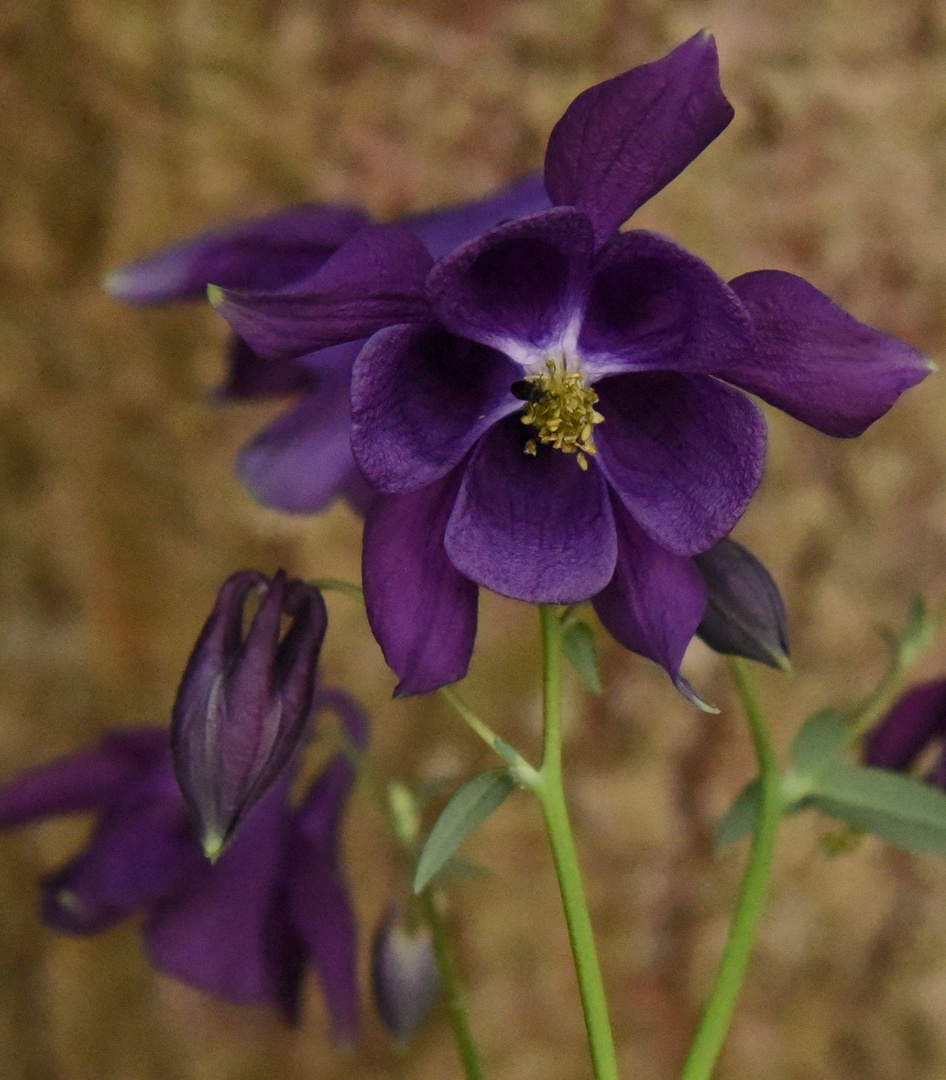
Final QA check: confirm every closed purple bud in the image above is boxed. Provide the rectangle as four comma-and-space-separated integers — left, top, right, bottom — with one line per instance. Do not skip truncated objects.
693, 540, 790, 670
372, 905, 440, 1042
172, 570, 327, 860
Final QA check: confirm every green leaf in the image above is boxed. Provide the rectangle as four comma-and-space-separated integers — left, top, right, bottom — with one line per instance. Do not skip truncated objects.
715, 779, 761, 850
790, 710, 848, 775
563, 621, 603, 695
810, 762, 946, 859
413, 768, 517, 893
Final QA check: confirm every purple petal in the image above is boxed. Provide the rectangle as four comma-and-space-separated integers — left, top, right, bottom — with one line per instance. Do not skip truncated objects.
216, 337, 318, 400
0, 728, 167, 829
106, 204, 371, 304
238, 382, 360, 515
427, 209, 595, 355
145, 782, 303, 1016
42, 760, 200, 934
544, 32, 733, 246
363, 468, 478, 697
211, 226, 433, 361
724, 271, 933, 437
351, 324, 521, 494
592, 497, 707, 698
408, 174, 552, 260
865, 681, 946, 772
444, 418, 617, 603
577, 231, 752, 380
313, 689, 371, 753
288, 757, 360, 1042
595, 372, 766, 556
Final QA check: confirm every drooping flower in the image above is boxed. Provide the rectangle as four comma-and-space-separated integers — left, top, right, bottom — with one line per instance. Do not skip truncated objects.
106, 177, 551, 515
171, 569, 327, 860
0, 690, 369, 1037
865, 680, 946, 787
209, 33, 931, 700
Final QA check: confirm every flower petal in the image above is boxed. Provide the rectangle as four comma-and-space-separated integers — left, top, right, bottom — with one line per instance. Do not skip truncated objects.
595, 372, 766, 555
106, 204, 370, 303
145, 781, 303, 1016
409, 174, 551, 260
363, 469, 478, 697
427, 209, 595, 357
0, 728, 167, 828
578, 231, 752, 380
444, 418, 617, 603
211, 225, 434, 360
592, 498, 707, 698
723, 271, 933, 436
216, 338, 318, 401
865, 681, 946, 772
238, 383, 360, 515
313, 689, 371, 754
351, 324, 521, 494
544, 32, 734, 246
288, 757, 360, 1042
41, 760, 201, 934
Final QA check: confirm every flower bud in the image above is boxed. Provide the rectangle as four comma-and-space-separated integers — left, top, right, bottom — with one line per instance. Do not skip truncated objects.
693, 540, 790, 670
372, 905, 440, 1042
171, 570, 327, 860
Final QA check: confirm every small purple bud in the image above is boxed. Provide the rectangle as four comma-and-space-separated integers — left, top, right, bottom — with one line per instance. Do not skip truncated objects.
865, 680, 946, 781
172, 570, 327, 860
372, 905, 440, 1043
693, 540, 790, 670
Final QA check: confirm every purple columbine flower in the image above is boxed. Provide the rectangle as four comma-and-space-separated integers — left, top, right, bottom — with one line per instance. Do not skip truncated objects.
171, 569, 327, 860
209, 33, 931, 700
865, 680, 946, 787
0, 691, 369, 1036
106, 177, 551, 515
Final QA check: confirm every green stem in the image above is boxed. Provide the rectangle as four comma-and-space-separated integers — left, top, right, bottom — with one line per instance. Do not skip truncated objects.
524, 606, 620, 1080
420, 890, 484, 1080
678, 658, 783, 1080
310, 577, 364, 603
439, 687, 539, 781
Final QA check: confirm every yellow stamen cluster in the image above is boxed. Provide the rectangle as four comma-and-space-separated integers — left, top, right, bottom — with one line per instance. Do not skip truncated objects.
520, 360, 605, 471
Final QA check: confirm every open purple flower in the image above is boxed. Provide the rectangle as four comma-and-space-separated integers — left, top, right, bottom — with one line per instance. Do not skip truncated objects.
0, 691, 369, 1037
210, 33, 930, 699
865, 680, 946, 788
107, 177, 550, 515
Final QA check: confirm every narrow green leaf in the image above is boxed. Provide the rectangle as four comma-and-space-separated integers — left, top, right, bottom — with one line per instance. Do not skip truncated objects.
413, 768, 516, 893
810, 762, 946, 859
563, 621, 603, 695
715, 779, 761, 850
790, 710, 847, 774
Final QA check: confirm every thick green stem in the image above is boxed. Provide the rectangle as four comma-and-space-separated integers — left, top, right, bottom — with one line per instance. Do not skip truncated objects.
527, 606, 620, 1080
678, 658, 783, 1080
420, 891, 484, 1080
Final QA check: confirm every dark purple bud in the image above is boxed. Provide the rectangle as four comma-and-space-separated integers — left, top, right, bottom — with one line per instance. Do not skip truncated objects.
372, 905, 440, 1042
865, 680, 946, 780
693, 540, 790, 670
172, 570, 327, 860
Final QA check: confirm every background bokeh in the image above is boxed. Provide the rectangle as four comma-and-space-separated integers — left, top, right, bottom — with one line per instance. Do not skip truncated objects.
3, 1, 946, 1077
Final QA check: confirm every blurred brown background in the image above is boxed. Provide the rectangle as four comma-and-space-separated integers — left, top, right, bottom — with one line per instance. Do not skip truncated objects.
3, 1, 946, 1078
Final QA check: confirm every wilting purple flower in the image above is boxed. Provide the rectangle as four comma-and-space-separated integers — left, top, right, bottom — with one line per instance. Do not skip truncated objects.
865, 680, 946, 788
209, 33, 930, 700
172, 570, 327, 860
694, 539, 790, 670
372, 905, 440, 1042
107, 177, 551, 516
0, 691, 369, 1036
